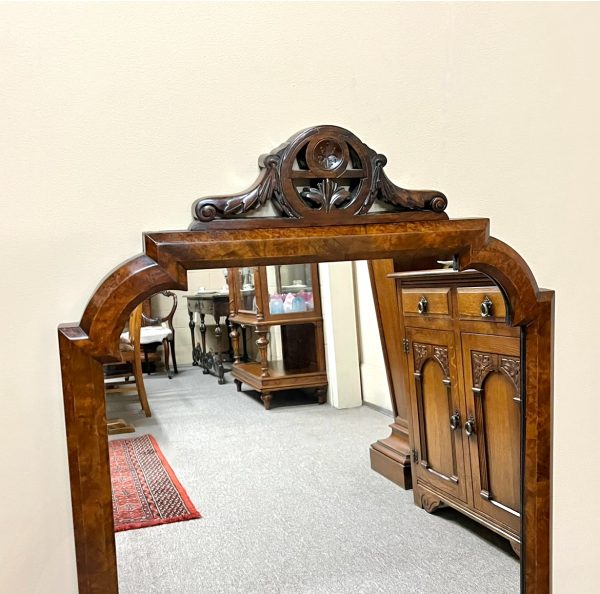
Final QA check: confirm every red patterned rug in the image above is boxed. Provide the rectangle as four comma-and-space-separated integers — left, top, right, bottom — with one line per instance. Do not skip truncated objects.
109, 434, 201, 532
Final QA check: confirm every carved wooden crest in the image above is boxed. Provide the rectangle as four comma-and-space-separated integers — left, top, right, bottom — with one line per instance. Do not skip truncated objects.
191, 125, 447, 227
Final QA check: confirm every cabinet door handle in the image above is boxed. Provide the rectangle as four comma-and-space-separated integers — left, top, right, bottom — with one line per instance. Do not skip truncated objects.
417, 295, 428, 314
480, 295, 493, 318
464, 416, 476, 437
450, 411, 461, 431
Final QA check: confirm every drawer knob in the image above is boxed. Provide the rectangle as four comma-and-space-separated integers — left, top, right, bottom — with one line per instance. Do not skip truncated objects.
480, 296, 493, 318
417, 295, 428, 315
450, 411, 461, 431
464, 416, 476, 437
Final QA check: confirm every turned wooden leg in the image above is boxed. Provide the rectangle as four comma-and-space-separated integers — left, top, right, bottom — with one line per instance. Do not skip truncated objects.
188, 310, 198, 366
200, 314, 209, 374
162, 338, 172, 379
214, 315, 222, 343
316, 386, 327, 405
261, 392, 272, 410
132, 346, 151, 418
234, 379, 242, 392
255, 329, 270, 378
170, 336, 178, 374
225, 317, 234, 361
230, 323, 241, 364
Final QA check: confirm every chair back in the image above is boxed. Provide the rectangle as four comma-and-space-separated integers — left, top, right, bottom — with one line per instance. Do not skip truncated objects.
142, 290, 177, 331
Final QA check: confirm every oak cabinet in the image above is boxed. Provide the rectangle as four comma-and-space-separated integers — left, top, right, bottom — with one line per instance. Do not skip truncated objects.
462, 332, 521, 534
393, 270, 521, 554
406, 327, 468, 503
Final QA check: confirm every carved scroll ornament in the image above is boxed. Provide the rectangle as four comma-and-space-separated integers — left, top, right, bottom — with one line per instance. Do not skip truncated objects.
472, 351, 521, 398
413, 342, 450, 379
192, 125, 447, 224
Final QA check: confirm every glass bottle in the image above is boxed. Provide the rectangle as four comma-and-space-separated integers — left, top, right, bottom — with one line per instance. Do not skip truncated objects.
269, 293, 284, 315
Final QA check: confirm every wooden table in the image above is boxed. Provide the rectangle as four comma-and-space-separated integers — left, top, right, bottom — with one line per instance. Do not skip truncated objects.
184, 292, 232, 384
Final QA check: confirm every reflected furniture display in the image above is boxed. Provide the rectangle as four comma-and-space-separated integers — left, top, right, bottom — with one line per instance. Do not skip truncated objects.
228, 263, 328, 410
133, 291, 178, 379
391, 269, 521, 555
105, 303, 151, 434
185, 291, 232, 384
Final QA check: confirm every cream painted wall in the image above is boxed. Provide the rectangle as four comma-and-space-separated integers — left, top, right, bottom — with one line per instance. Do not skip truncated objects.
319, 262, 362, 409
354, 261, 394, 413
2, 3, 599, 592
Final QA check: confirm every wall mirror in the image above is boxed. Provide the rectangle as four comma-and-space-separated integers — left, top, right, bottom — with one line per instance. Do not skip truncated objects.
58, 125, 553, 594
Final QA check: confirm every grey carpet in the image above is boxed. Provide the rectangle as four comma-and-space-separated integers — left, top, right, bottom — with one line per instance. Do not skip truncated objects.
107, 366, 519, 594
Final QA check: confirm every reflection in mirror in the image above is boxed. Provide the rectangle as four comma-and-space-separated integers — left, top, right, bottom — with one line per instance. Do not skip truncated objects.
266, 264, 315, 314
385, 264, 522, 563
237, 267, 256, 313
107, 259, 520, 593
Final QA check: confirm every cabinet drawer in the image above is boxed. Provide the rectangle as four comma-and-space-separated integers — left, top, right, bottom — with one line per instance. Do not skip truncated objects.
457, 288, 507, 322
402, 288, 450, 317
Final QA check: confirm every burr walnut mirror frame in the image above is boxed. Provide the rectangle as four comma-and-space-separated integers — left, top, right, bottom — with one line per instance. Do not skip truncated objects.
58, 125, 553, 594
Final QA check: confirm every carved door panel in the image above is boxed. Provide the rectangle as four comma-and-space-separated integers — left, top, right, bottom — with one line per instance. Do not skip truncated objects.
406, 327, 467, 502
462, 333, 521, 533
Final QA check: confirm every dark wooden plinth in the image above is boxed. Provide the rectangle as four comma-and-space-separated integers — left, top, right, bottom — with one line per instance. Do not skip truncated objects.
369, 421, 412, 489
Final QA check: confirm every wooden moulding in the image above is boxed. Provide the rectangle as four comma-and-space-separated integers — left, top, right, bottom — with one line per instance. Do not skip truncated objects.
58, 126, 553, 594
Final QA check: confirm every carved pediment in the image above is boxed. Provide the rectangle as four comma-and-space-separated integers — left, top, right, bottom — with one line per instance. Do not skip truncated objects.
191, 125, 447, 226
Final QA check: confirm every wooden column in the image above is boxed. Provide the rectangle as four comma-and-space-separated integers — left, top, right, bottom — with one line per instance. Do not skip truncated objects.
367, 259, 413, 489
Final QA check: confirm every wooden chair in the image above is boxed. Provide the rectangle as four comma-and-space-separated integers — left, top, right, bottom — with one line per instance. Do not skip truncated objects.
123, 291, 178, 379
105, 303, 151, 433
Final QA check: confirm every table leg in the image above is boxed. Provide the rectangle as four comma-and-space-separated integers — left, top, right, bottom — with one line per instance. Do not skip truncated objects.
199, 313, 209, 374
188, 310, 198, 366
225, 316, 234, 361
214, 314, 223, 350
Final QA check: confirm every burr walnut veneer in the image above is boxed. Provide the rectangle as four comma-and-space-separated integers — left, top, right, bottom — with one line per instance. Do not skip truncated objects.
58, 125, 553, 593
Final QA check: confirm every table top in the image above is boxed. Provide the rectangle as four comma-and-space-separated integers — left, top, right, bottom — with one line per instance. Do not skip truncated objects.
183, 291, 229, 300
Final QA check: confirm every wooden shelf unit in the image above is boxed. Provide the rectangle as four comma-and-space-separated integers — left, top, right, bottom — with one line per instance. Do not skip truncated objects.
227, 263, 328, 409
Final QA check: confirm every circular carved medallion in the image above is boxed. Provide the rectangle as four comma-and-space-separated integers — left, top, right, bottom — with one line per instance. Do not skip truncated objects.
277, 126, 373, 218
312, 139, 344, 171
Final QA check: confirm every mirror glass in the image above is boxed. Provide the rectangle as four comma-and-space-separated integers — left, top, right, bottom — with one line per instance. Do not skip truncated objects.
107, 259, 520, 593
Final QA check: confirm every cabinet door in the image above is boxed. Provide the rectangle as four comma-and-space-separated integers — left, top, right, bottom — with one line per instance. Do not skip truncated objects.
407, 328, 467, 502
462, 333, 521, 533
